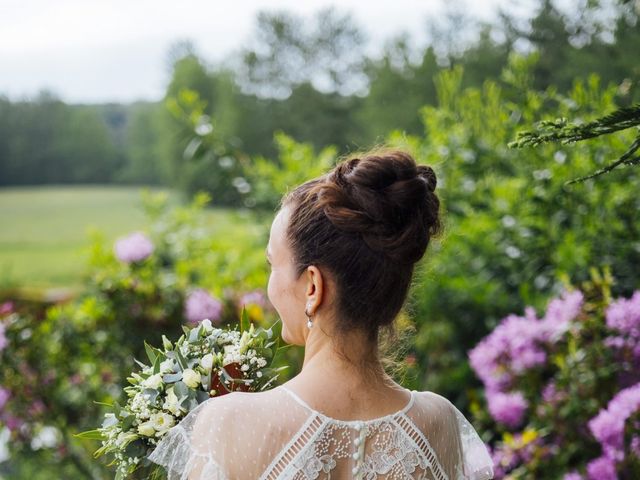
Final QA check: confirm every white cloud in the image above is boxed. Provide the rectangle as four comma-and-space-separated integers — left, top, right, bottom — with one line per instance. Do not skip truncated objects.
0, 0, 519, 103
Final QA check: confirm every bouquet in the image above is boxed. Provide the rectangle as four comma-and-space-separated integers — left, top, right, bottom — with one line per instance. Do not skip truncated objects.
77, 310, 285, 479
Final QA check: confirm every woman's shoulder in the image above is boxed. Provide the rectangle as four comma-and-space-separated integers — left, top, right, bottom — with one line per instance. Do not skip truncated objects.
410, 389, 460, 415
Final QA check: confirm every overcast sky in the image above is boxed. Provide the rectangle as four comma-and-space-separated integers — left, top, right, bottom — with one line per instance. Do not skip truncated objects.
0, 0, 536, 104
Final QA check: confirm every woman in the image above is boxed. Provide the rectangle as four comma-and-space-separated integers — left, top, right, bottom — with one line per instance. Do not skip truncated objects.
149, 149, 495, 479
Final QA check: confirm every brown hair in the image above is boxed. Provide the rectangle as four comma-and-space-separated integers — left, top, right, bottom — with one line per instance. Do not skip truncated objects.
280, 148, 443, 359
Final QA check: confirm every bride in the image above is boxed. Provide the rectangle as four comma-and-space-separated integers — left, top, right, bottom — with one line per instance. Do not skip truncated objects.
148, 149, 495, 479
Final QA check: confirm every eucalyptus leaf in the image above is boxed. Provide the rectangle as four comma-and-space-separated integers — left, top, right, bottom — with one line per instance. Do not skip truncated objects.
144, 341, 157, 365
163, 372, 183, 383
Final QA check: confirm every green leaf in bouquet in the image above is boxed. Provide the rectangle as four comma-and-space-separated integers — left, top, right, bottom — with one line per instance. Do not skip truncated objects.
162, 334, 174, 350
240, 306, 250, 333
181, 325, 191, 336
185, 394, 199, 411
196, 389, 210, 403
74, 429, 105, 440
142, 388, 160, 406
173, 380, 189, 400
153, 355, 161, 375
174, 347, 189, 370
121, 412, 136, 430
133, 358, 148, 371
93, 400, 115, 407
163, 372, 182, 383
189, 327, 200, 343
144, 341, 157, 365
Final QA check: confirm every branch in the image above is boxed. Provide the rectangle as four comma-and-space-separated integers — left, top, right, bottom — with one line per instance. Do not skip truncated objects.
509, 103, 640, 184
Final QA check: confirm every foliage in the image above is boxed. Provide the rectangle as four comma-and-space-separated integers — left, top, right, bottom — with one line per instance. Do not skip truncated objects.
467, 268, 640, 478
510, 103, 640, 183
384, 60, 640, 405
0, 191, 282, 478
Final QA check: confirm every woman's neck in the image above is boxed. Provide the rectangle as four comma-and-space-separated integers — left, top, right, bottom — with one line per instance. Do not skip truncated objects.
298, 325, 394, 390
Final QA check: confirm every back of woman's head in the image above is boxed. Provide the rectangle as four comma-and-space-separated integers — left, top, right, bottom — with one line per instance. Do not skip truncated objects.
281, 148, 443, 344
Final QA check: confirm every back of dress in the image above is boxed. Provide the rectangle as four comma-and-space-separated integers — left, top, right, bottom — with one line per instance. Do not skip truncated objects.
148, 385, 494, 479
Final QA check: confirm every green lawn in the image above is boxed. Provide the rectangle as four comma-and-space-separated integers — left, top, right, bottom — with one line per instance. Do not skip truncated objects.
0, 185, 180, 290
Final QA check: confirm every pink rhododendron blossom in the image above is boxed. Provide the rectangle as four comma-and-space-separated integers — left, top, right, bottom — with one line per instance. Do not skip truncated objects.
563, 472, 583, 480
586, 455, 617, 480
0, 301, 13, 315
588, 382, 640, 463
114, 231, 154, 263
184, 289, 223, 325
469, 308, 546, 392
606, 291, 640, 336
486, 390, 528, 428
539, 289, 584, 342
240, 289, 266, 308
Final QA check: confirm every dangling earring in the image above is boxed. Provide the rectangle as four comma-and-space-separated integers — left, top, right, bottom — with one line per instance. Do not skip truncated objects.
305, 304, 313, 329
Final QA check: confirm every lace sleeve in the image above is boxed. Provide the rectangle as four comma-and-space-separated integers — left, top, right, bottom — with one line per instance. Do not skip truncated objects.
450, 401, 494, 480
147, 398, 229, 480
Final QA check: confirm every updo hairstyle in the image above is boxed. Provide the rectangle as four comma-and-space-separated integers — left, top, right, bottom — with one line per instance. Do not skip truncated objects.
280, 148, 443, 345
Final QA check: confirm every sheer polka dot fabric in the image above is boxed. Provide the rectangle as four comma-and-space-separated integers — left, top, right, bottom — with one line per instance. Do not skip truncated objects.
148, 386, 494, 479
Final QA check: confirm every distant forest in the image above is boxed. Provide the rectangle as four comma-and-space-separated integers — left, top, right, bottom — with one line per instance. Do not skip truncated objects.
1, 0, 638, 205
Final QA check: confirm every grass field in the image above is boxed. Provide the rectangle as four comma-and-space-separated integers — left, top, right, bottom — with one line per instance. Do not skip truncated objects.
0, 185, 257, 292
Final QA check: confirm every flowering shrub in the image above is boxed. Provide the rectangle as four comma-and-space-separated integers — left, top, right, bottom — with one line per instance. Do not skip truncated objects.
0, 191, 280, 478
468, 269, 640, 478
78, 315, 284, 478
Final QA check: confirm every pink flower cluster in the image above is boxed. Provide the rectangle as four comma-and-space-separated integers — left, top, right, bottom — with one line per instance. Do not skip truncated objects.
184, 288, 223, 325
0, 322, 7, 352
114, 231, 154, 263
469, 289, 584, 427
239, 289, 267, 308
604, 291, 640, 364
586, 381, 640, 477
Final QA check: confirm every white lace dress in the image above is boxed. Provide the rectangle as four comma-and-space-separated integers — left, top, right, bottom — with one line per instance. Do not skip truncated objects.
148, 385, 494, 479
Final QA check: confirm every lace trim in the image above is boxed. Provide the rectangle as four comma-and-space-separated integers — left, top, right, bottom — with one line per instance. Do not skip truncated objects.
259, 413, 326, 480
147, 423, 228, 480
394, 414, 449, 480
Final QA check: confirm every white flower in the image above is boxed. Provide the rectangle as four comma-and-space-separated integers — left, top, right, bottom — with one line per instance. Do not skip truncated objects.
239, 331, 251, 353
142, 373, 163, 390
257, 371, 263, 378
240, 363, 250, 372
137, 421, 155, 437
200, 353, 214, 371
150, 412, 175, 434
182, 368, 200, 388
160, 359, 175, 373
201, 319, 213, 330
162, 387, 184, 416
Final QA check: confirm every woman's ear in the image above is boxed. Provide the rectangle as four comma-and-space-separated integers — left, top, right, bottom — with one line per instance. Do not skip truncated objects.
305, 265, 324, 313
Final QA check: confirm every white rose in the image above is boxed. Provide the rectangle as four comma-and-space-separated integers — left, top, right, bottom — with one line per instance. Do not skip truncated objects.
137, 421, 156, 437
200, 353, 214, 371
142, 373, 163, 389
150, 412, 175, 434
182, 368, 200, 388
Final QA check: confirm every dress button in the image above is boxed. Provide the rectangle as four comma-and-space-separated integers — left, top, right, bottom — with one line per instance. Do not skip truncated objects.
354, 422, 363, 431
354, 437, 361, 446
352, 452, 359, 460
352, 466, 359, 475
